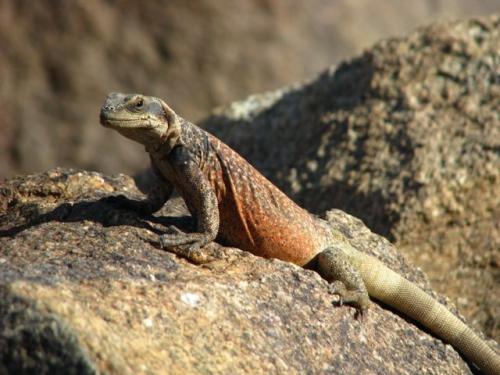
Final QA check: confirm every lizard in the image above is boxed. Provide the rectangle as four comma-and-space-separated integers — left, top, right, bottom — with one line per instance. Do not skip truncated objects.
99, 92, 500, 374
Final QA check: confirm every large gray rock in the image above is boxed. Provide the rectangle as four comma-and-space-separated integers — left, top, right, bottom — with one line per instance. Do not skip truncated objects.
202, 16, 500, 339
0, 169, 479, 374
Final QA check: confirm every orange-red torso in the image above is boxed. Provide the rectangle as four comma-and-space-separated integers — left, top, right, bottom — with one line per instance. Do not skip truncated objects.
204, 135, 327, 266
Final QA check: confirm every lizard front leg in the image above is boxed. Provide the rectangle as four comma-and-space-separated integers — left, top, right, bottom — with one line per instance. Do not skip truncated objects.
316, 246, 370, 315
159, 146, 219, 260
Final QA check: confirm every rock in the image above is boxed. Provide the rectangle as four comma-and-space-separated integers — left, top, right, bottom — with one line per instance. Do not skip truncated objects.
202, 16, 499, 339
0, 168, 476, 374
1, 0, 498, 179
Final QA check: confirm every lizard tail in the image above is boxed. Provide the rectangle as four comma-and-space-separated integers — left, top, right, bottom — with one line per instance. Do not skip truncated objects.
346, 247, 500, 375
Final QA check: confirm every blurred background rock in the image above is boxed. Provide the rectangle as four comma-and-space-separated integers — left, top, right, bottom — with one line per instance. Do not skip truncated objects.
0, 0, 498, 179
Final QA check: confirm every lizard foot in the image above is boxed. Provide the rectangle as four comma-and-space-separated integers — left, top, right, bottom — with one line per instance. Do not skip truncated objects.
159, 230, 198, 250
159, 226, 189, 242
159, 230, 213, 264
328, 280, 369, 319
317, 247, 370, 319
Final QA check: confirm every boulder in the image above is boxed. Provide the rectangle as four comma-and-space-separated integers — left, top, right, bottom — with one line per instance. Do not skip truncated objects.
0, 169, 476, 374
202, 16, 500, 339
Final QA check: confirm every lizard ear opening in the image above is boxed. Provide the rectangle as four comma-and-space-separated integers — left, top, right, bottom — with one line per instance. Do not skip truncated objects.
159, 99, 182, 149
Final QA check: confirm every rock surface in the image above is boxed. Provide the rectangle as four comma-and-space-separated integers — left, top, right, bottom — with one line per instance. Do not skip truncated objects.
0, 168, 482, 374
1, 0, 498, 179
202, 16, 500, 340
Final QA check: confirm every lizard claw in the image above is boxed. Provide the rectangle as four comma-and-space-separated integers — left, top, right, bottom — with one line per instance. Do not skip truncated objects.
328, 280, 347, 297
159, 236, 208, 264
159, 234, 183, 249
158, 235, 169, 249
177, 241, 202, 256
328, 280, 369, 317
354, 306, 368, 320
163, 226, 184, 236
158, 227, 192, 248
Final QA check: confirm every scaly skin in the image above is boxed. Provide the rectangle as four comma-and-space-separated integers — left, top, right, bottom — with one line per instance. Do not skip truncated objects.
100, 92, 500, 374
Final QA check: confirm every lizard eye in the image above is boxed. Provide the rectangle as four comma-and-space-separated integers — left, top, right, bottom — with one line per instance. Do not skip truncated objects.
135, 98, 144, 109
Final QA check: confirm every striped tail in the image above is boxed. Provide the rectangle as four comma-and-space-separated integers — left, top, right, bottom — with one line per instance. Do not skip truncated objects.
345, 247, 500, 375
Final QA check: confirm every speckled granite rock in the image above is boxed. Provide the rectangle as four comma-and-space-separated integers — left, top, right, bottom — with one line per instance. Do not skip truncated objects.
202, 16, 500, 340
0, 168, 482, 374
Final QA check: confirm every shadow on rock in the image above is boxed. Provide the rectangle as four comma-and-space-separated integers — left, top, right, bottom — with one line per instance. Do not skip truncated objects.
0, 197, 194, 240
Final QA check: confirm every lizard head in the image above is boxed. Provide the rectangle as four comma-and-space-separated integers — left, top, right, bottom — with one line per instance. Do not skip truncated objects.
100, 92, 181, 151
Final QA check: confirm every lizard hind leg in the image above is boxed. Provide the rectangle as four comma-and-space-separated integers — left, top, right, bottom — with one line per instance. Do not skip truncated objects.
317, 247, 370, 315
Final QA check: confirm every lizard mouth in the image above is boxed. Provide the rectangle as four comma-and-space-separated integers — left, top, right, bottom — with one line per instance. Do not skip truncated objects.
99, 113, 147, 129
